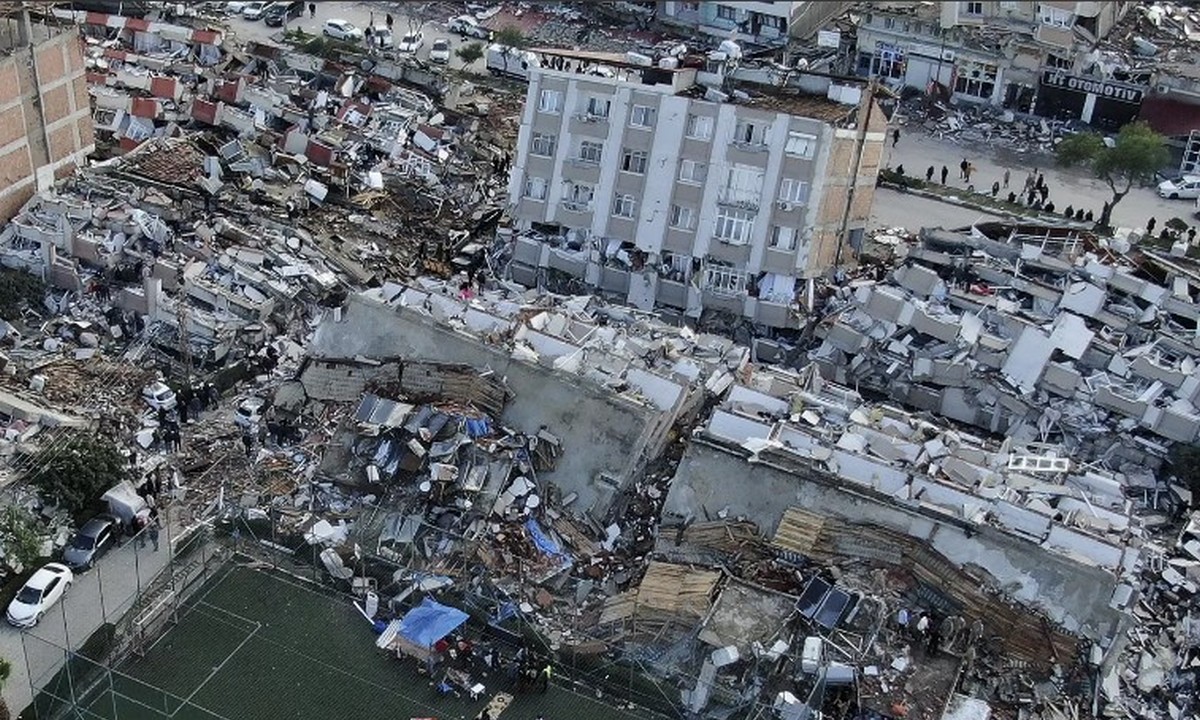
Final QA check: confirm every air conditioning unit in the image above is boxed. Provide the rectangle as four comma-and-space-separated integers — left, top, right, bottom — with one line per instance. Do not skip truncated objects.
777, 201, 793, 211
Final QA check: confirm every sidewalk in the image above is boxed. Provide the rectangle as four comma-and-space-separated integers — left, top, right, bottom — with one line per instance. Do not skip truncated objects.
886, 125, 1197, 231
0, 509, 178, 715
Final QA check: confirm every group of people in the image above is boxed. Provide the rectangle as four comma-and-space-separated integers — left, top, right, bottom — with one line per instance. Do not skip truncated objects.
132, 477, 165, 551
1145, 216, 1198, 244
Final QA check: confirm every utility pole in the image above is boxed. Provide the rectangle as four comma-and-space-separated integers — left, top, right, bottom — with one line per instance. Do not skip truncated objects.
833, 77, 878, 268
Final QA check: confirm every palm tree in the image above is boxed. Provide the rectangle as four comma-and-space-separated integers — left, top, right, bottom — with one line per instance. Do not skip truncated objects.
0, 656, 13, 720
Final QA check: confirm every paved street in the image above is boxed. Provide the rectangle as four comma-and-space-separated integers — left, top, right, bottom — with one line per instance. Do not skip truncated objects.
0, 518, 176, 715
885, 124, 1198, 232
221, 1, 487, 73
869, 188, 1001, 232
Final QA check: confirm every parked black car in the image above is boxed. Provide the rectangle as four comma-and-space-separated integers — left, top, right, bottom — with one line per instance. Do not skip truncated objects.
263, 0, 303, 27
62, 515, 118, 570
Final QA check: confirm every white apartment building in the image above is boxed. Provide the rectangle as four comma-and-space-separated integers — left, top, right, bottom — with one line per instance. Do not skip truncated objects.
506, 48, 886, 328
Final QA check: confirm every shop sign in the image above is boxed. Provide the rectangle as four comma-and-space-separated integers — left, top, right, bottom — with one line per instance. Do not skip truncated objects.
1040, 71, 1144, 104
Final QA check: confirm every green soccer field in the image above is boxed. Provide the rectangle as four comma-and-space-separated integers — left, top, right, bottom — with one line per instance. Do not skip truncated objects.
72, 564, 651, 720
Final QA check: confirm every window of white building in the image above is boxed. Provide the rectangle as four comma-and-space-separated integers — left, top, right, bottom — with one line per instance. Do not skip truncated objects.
538, 89, 562, 113
734, 120, 767, 145
679, 160, 707, 184
704, 259, 747, 295
530, 132, 556, 157
630, 105, 657, 128
621, 149, 648, 174
686, 114, 714, 140
669, 204, 695, 230
585, 96, 611, 118
785, 132, 817, 158
779, 178, 810, 204
768, 226, 796, 251
713, 207, 755, 245
716, 4, 737, 21
564, 183, 594, 210
963, 2, 983, 15
523, 176, 547, 201
613, 194, 637, 218
579, 141, 604, 164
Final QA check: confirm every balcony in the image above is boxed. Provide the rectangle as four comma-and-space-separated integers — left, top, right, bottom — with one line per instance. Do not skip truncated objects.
560, 200, 594, 214
717, 191, 761, 211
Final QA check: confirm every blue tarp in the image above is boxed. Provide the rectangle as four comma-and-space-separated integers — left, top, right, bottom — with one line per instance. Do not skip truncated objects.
397, 598, 469, 649
525, 518, 566, 558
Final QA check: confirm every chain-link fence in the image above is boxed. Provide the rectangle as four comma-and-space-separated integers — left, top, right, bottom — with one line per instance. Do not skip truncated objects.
19, 523, 226, 720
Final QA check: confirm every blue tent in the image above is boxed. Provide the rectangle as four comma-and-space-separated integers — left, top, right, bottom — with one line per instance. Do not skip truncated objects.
397, 598, 469, 649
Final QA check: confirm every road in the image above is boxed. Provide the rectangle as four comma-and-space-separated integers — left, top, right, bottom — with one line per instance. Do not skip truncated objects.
885, 125, 1198, 232
220, 1, 488, 73
0, 515, 177, 714
870, 188, 1001, 233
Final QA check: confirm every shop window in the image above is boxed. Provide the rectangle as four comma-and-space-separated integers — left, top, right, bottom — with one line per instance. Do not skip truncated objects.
1046, 53, 1072, 70
954, 61, 998, 99
869, 42, 905, 79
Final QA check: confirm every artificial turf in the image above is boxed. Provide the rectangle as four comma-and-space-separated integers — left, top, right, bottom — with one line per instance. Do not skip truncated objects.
70, 564, 650, 720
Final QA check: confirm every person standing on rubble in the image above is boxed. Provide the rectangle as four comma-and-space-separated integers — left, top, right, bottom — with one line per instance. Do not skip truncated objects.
308, 2, 315, 18
242, 432, 254, 459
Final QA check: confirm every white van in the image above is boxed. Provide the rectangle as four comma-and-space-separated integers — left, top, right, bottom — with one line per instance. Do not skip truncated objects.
485, 43, 539, 80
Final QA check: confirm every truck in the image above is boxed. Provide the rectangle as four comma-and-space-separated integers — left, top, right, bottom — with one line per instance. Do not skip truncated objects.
485, 44, 540, 81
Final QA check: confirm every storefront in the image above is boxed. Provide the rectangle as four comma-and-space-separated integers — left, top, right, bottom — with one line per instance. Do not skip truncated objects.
1034, 71, 1145, 130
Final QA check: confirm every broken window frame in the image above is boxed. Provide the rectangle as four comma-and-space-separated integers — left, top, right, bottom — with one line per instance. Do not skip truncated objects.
686, 114, 714, 140
733, 119, 767, 146
538, 89, 563, 114
669, 204, 695, 230
578, 141, 604, 165
621, 148, 648, 174
723, 164, 765, 205
563, 182, 595, 211
1038, 4, 1074, 28
612, 194, 637, 219
530, 132, 557, 157
954, 60, 998, 99
630, 104, 657, 128
704, 258, 748, 295
713, 207, 755, 245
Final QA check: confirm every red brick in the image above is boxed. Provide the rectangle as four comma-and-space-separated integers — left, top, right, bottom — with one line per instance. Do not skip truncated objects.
35, 44, 65, 83
48, 124, 76, 162
149, 76, 177, 99
0, 146, 33, 187
0, 105, 25, 148
40, 85, 71, 124
0, 62, 20, 106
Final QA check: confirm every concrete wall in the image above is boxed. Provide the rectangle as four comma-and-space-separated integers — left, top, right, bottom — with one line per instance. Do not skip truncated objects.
663, 439, 1125, 643
310, 293, 670, 520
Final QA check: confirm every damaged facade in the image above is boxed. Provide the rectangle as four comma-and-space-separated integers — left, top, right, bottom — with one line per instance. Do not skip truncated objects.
0, 7, 94, 224
856, 1, 1142, 129
507, 46, 886, 327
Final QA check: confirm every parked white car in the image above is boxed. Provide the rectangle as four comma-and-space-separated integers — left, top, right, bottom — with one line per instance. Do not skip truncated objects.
323, 19, 364, 42
429, 38, 451, 64
449, 15, 491, 40
224, 1, 248, 13
396, 30, 425, 53
368, 26, 393, 49
241, 1, 272, 20
142, 382, 178, 411
7, 563, 73, 627
1158, 175, 1200, 200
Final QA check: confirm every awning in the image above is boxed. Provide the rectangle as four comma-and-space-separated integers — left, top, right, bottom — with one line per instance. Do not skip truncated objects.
396, 598, 469, 649
1138, 96, 1200, 138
